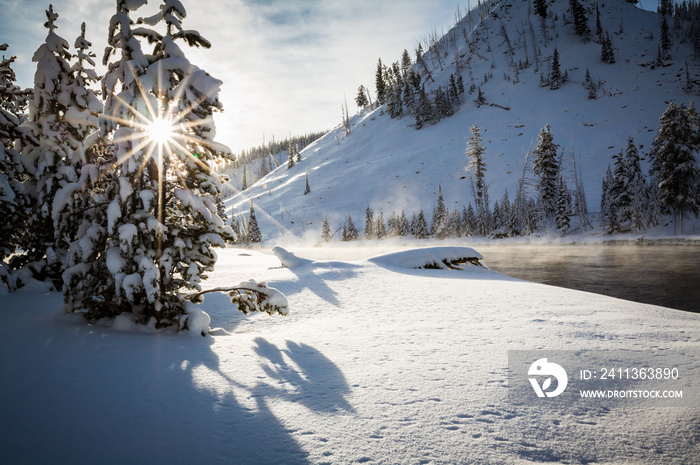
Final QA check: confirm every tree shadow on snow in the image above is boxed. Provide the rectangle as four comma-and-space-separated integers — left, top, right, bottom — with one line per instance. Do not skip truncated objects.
252, 337, 354, 414
1, 319, 354, 465
276, 261, 361, 307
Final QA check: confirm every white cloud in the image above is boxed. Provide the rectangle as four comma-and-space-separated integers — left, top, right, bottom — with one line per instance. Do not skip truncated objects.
1, 0, 482, 151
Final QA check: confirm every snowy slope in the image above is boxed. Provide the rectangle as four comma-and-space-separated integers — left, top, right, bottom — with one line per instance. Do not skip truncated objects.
2, 247, 699, 464
227, 0, 697, 241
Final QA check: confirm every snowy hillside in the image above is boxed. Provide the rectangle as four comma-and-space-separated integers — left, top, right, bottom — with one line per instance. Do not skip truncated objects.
228, 0, 698, 240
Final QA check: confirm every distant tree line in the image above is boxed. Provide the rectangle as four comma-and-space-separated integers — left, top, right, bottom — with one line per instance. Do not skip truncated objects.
321, 99, 699, 242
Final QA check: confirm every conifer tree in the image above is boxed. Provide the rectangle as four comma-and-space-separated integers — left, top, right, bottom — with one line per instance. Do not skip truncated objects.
343, 215, 359, 241
242, 165, 247, 190
64, 0, 246, 328
624, 138, 647, 232
660, 16, 672, 58
375, 211, 386, 239
600, 165, 614, 230
399, 209, 409, 236
364, 205, 375, 239
466, 125, 487, 212
610, 149, 631, 226
401, 49, 412, 78
649, 102, 700, 234
555, 175, 571, 232
475, 86, 485, 107
595, 3, 603, 42
0, 44, 32, 280
601, 32, 615, 63
303, 171, 310, 195
375, 58, 387, 105
0, 44, 32, 148
550, 48, 562, 90
570, 0, 591, 41
247, 200, 262, 243
320, 216, 331, 242
20, 5, 81, 287
433, 185, 449, 238
387, 84, 403, 118
463, 203, 476, 236
532, 125, 560, 222
534, 0, 547, 19
355, 85, 369, 109
413, 209, 429, 239
448, 74, 459, 103
492, 200, 502, 231
415, 84, 431, 130
402, 80, 415, 114
287, 139, 295, 168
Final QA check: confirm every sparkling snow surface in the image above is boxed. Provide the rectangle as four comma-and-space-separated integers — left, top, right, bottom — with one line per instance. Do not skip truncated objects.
1, 247, 699, 464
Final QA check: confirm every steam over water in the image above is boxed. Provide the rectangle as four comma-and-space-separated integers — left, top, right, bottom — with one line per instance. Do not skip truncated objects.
273, 243, 700, 313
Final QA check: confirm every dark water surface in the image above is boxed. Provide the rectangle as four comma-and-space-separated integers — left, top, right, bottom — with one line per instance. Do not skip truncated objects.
475, 244, 700, 313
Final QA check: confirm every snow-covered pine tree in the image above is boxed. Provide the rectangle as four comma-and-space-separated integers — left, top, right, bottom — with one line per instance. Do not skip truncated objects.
432, 184, 449, 239
649, 101, 700, 234
242, 165, 247, 190
415, 84, 431, 130
600, 165, 615, 231
64, 0, 271, 330
345, 215, 359, 241
532, 125, 560, 224
364, 205, 375, 239
0, 44, 33, 148
386, 211, 398, 237
287, 139, 295, 168
375, 58, 387, 106
399, 208, 409, 236
375, 211, 386, 239
0, 44, 32, 281
463, 203, 476, 236
402, 79, 415, 115
355, 85, 368, 109
247, 200, 262, 243
491, 200, 502, 231
475, 86, 485, 107
19, 5, 80, 287
621, 138, 647, 232
413, 209, 429, 239
321, 216, 331, 242
448, 74, 459, 104
555, 175, 571, 233
610, 149, 631, 227
303, 171, 310, 195
51, 21, 105, 291
645, 179, 663, 228
466, 124, 487, 212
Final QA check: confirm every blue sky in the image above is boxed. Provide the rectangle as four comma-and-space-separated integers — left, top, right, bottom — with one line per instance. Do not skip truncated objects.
0, 0, 666, 152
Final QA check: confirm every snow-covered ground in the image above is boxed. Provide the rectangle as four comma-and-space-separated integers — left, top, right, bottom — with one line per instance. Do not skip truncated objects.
2, 246, 699, 464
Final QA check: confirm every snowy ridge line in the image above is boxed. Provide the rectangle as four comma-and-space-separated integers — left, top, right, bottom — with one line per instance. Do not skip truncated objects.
367, 246, 484, 270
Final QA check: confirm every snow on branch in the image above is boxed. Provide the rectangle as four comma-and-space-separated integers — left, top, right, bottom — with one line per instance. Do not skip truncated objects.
187, 280, 289, 316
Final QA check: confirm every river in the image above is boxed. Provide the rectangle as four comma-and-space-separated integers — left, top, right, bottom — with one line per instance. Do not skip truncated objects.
474, 243, 700, 313
279, 242, 700, 313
